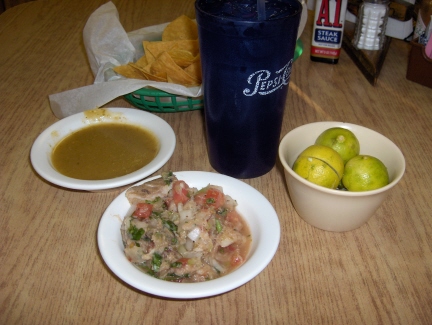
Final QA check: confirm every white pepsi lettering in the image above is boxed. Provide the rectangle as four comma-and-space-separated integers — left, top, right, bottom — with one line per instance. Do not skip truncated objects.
243, 60, 293, 96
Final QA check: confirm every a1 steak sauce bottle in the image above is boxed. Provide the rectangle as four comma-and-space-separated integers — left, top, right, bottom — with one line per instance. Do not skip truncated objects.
310, 0, 348, 64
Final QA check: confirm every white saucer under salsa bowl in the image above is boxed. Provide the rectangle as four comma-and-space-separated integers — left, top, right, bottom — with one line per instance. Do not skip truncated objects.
30, 107, 176, 191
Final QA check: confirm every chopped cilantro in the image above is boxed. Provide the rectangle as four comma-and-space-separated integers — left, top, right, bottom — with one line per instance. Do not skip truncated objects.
128, 224, 144, 241
152, 253, 162, 272
170, 261, 183, 268
164, 273, 190, 282
162, 171, 175, 185
162, 219, 178, 233
215, 219, 223, 233
206, 197, 216, 204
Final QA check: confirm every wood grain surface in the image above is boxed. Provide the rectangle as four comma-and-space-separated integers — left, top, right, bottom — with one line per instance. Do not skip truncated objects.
1, 1, 431, 324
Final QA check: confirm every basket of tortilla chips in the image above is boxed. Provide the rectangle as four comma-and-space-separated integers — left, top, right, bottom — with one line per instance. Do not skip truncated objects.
114, 15, 203, 113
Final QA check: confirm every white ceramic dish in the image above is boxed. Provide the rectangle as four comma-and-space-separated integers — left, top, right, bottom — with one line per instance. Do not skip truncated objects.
97, 171, 280, 299
30, 108, 176, 191
279, 122, 405, 232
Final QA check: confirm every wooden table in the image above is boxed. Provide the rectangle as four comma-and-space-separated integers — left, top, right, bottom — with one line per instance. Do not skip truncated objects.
1, 1, 431, 324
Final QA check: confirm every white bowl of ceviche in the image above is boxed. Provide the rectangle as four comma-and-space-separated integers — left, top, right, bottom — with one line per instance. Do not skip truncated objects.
97, 171, 280, 299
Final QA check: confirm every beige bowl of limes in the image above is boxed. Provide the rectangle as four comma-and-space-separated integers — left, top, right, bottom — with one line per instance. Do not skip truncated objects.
278, 122, 405, 232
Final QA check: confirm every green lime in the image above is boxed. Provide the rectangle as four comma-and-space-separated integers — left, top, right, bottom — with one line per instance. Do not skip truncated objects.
292, 145, 344, 189
342, 155, 389, 191
315, 127, 360, 164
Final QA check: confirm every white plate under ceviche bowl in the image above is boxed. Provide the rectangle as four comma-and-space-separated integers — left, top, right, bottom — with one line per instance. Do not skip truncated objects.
97, 171, 280, 299
30, 107, 176, 191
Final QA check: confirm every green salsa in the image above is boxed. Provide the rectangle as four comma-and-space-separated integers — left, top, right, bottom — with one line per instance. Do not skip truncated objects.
51, 123, 159, 180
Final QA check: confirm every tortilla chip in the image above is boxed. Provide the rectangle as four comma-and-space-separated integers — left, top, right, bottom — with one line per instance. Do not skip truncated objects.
167, 49, 198, 68
142, 67, 167, 82
135, 55, 149, 68
143, 40, 199, 64
141, 70, 167, 82
151, 52, 200, 87
174, 40, 199, 56
162, 15, 198, 41
143, 41, 177, 64
113, 64, 147, 80
184, 60, 202, 82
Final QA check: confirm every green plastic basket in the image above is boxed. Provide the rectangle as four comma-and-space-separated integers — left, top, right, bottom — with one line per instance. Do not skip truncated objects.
124, 87, 203, 113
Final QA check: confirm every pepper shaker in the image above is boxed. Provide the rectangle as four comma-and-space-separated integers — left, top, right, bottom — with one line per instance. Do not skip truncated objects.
352, 0, 389, 50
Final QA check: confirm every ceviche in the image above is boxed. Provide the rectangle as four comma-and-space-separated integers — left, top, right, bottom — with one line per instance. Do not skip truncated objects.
121, 172, 251, 283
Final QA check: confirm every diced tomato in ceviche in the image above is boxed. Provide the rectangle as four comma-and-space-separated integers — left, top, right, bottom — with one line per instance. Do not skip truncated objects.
121, 172, 251, 283
133, 202, 153, 219
172, 180, 189, 205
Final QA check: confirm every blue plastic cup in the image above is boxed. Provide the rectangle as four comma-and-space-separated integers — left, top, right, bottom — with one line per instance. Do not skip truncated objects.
195, 0, 302, 178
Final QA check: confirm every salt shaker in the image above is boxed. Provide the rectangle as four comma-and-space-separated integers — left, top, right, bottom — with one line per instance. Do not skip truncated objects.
352, 0, 389, 50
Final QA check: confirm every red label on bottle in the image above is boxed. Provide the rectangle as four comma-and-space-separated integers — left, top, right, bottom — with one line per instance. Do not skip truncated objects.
311, 46, 341, 58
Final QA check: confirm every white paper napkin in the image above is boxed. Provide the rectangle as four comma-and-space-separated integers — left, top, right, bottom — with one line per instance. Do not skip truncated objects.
49, 1, 202, 119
